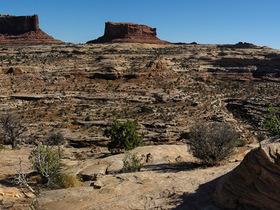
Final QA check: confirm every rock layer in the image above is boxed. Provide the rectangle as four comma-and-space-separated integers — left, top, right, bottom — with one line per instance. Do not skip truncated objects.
87, 21, 168, 44
0, 14, 62, 44
0, 14, 39, 35
214, 138, 280, 209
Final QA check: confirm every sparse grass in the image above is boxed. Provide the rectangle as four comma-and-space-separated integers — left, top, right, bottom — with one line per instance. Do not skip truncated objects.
122, 152, 145, 173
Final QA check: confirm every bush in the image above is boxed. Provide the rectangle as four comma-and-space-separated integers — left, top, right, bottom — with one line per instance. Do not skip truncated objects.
29, 144, 61, 186
104, 120, 143, 154
188, 122, 238, 166
262, 104, 280, 136
47, 131, 64, 146
29, 144, 82, 188
122, 152, 144, 173
56, 173, 83, 188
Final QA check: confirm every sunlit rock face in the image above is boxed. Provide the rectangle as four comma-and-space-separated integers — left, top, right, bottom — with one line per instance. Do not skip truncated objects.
87, 21, 168, 44
0, 14, 62, 44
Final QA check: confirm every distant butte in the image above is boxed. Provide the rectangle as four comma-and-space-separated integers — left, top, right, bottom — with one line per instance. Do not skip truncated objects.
0, 14, 62, 44
87, 21, 169, 44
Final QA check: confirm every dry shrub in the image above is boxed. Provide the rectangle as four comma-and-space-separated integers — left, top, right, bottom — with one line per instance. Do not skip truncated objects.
57, 173, 83, 188
188, 122, 238, 166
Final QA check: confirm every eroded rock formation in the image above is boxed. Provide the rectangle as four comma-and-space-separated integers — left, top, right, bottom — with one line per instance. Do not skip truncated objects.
0, 14, 62, 44
214, 138, 280, 209
87, 21, 168, 44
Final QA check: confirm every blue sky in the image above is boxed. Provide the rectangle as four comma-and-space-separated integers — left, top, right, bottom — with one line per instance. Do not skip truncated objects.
2, 0, 280, 49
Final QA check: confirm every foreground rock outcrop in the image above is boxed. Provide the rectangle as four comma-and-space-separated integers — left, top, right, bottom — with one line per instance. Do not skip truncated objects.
87, 21, 168, 44
214, 138, 280, 209
35, 145, 240, 209
0, 14, 62, 44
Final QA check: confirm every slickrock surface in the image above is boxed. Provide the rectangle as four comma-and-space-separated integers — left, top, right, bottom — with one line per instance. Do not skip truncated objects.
87, 22, 168, 44
214, 138, 280, 209
0, 14, 62, 44
36, 145, 242, 210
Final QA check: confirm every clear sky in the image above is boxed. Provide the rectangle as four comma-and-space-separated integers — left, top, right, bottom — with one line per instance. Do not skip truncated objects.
2, 0, 280, 49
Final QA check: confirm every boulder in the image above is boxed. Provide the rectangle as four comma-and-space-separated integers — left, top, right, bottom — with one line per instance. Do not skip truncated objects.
87, 21, 168, 44
214, 138, 280, 209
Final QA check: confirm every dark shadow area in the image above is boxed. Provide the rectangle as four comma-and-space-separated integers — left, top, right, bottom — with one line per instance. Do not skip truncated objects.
174, 175, 225, 210
95, 152, 114, 159
0, 171, 41, 188
0, 174, 15, 187
142, 162, 201, 173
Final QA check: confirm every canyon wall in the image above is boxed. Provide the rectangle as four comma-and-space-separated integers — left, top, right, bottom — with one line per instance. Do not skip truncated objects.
0, 14, 39, 35
0, 14, 62, 44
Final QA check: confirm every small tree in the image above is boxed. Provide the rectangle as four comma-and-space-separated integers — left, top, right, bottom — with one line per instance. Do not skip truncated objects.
104, 120, 143, 154
262, 104, 280, 136
29, 144, 61, 186
188, 122, 238, 166
0, 111, 26, 149
47, 131, 64, 158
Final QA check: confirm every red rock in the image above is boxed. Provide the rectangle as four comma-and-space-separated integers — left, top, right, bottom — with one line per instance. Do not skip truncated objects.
0, 14, 62, 44
87, 21, 168, 44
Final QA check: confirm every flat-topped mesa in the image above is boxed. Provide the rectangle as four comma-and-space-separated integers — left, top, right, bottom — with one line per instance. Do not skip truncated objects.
87, 21, 169, 44
0, 14, 62, 44
0, 14, 39, 35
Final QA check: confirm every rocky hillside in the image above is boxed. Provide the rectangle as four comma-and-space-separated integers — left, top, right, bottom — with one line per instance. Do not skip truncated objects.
0, 42, 280, 209
0, 42, 279, 147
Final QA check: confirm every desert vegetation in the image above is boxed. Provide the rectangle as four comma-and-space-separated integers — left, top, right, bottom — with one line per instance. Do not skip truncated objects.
262, 104, 280, 136
122, 152, 145, 173
0, 43, 280, 209
104, 120, 143, 153
0, 111, 26, 149
188, 122, 238, 165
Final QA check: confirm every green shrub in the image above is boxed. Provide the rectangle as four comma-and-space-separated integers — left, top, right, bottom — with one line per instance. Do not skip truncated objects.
188, 122, 238, 166
262, 104, 280, 136
29, 144, 61, 186
122, 152, 144, 173
104, 120, 143, 154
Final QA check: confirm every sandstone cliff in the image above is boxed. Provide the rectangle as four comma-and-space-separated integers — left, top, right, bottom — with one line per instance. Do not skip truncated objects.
87, 21, 168, 44
0, 14, 62, 44
214, 138, 280, 209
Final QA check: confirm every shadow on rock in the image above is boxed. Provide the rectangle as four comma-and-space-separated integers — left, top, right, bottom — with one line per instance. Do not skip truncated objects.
174, 175, 225, 210
0, 171, 40, 188
142, 162, 200, 173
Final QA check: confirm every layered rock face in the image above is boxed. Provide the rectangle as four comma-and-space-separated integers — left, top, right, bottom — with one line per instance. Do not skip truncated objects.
0, 14, 62, 44
0, 14, 39, 35
87, 21, 168, 44
214, 138, 280, 209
